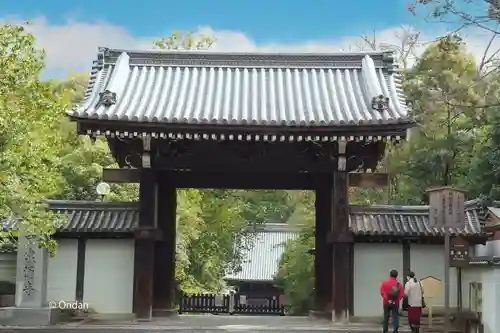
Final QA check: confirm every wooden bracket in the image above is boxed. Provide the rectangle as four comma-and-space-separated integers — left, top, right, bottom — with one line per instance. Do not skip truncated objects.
134, 227, 163, 241
327, 232, 354, 244
348, 173, 389, 188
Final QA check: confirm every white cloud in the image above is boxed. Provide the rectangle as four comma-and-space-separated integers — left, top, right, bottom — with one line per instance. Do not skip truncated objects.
2, 16, 500, 77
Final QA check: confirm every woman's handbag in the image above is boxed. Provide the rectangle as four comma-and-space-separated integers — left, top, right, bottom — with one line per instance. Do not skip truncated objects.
419, 281, 426, 308
402, 295, 409, 311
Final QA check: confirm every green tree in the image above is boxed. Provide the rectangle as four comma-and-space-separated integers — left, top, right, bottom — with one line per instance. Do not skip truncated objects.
0, 23, 65, 252
274, 191, 315, 315
154, 31, 215, 50
386, 37, 481, 203
51, 73, 139, 202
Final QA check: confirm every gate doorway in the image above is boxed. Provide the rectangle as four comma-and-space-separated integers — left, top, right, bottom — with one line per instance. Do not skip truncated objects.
69, 48, 411, 321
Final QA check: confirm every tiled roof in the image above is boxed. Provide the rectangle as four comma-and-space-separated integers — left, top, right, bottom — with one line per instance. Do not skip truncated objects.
3, 200, 485, 236
69, 48, 410, 127
46, 200, 138, 233
224, 224, 298, 282
42, 200, 486, 236
468, 256, 500, 266
349, 199, 485, 237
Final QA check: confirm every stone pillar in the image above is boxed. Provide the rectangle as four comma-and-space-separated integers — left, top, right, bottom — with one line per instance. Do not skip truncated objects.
15, 234, 48, 308
331, 140, 352, 322
1, 232, 59, 326
133, 168, 160, 321
481, 267, 500, 333
153, 172, 177, 316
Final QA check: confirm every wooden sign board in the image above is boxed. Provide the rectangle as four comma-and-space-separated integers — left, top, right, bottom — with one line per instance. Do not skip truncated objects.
420, 276, 443, 299
348, 173, 389, 188
427, 187, 466, 229
449, 237, 470, 268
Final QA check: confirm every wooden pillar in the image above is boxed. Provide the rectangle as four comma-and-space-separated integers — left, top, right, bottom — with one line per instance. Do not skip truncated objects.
402, 240, 411, 284
133, 168, 158, 320
75, 238, 87, 302
153, 172, 177, 316
313, 177, 333, 315
331, 141, 353, 322
348, 242, 354, 316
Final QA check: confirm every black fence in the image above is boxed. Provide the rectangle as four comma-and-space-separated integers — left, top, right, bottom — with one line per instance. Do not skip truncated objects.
178, 292, 286, 316
178, 293, 231, 314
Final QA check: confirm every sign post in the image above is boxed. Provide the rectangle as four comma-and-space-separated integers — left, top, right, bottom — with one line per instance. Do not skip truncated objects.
427, 187, 466, 333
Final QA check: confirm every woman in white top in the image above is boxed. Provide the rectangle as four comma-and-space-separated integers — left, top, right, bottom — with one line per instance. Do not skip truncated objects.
404, 271, 424, 333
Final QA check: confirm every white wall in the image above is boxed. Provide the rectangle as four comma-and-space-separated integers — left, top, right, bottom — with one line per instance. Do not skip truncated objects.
353, 243, 482, 318
474, 240, 500, 257
83, 239, 135, 314
481, 268, 500, 333
411, 244, 481, 310
47, 239, 78, 302
354, 243, 403, 317
0, 253, 17, 283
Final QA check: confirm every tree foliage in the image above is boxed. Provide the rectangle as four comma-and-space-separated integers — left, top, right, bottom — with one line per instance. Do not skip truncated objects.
153, 31, 215, 50
276, 36, 500, 311
5, 22, 500, 308
0, 23, 66, 252
0, 26, 295, 293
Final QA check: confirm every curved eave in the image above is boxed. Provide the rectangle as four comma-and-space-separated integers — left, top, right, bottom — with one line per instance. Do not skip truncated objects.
69, 114, 413, 140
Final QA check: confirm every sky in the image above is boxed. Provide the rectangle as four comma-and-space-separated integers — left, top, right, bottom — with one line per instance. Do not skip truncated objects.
0, 0, 497, 78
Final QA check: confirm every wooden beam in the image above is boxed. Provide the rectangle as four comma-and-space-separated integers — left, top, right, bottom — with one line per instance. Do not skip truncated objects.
103, 169, 319, 190
348, 172, 388, 188
103, 169, 388, 189
103, 168, 140, 183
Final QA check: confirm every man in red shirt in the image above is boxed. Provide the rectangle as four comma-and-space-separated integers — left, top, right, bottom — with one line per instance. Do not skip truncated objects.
380, 269, 404, 333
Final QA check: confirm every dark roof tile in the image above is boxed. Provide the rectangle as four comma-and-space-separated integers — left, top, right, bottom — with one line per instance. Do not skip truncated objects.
46, 200, 138, 233
69, 48, 410, 128
2, 199, 486, 236
349, 199, 485, 237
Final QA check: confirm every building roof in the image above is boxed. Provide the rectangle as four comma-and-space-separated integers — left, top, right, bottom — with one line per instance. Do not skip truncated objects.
485, 206, 500, 230
487, 207, 500, 218
40, 199, 486, 237
468, 256, 500, 266
48, 200, 138, 233
349, 199, 485, 237
69, 48, 410, 128
225, 223, 298, 282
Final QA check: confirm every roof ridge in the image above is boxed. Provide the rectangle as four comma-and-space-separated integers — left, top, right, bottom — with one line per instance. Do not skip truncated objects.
98, 46, 392, 59
349, 204, 430, 212
94, 47, 395, 70
45, 200, 139, 210
46, 200, 483, 213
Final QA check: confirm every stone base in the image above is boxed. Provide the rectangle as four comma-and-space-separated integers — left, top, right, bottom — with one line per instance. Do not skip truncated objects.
0, 307, 62, 326
309, 310, 331, 320
152, 308, 178, 317
331, 310, 350, 324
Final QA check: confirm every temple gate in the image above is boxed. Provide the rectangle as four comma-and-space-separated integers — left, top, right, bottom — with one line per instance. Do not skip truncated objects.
68, 48, 411, 321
